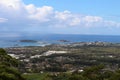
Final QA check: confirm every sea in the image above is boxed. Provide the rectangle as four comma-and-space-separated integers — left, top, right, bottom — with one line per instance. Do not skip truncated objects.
1, 34, 120, 48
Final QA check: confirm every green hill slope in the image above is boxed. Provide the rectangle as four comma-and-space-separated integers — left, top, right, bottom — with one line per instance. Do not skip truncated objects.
0, 48, 25, 80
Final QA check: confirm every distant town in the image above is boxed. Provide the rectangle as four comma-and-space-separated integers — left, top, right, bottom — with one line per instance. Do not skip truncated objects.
4, 41, 120, 73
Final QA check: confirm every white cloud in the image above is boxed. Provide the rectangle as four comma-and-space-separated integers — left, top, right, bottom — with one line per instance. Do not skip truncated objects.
55, 11, 71, 20
0, 18, 8, 23
70, 17, 81, 26
0, 0, 120, 33
26, 5, 54, 22
0, 0, 22, 10
83, 16, 103, 23
0, 0, 25, 13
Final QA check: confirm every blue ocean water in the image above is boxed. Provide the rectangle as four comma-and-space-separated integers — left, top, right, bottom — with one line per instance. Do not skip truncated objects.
1, 34, 120, 48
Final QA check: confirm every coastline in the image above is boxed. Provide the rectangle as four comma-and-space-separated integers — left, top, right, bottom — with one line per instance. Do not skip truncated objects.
1, 34, 120, 48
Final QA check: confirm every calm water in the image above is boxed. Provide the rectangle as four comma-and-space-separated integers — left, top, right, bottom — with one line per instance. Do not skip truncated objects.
0, 34, 120, 48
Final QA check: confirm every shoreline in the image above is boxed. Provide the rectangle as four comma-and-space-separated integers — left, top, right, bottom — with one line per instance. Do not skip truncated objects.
2, 41, 120, 48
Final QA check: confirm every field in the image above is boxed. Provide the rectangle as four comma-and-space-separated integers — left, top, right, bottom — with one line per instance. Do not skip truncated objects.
23, 73, 49, 80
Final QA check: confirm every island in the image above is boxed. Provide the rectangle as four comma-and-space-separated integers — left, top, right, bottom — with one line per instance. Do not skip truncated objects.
19, 40, 37, 43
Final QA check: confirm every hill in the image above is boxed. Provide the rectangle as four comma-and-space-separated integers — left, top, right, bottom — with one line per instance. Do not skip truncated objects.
0, 48, 25, 80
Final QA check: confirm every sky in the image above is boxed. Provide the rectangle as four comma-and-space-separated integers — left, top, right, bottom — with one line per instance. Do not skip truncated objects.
0, 0, 120, 37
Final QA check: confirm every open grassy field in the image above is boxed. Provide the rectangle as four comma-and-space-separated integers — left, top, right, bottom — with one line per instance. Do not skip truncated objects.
23, 73, 48, 80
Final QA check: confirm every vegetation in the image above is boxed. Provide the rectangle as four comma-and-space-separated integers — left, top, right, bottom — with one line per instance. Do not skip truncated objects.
0, 48, 25, 80
23, 73, 51, 80
24, 65, 120, 80
4, 42, 120, 80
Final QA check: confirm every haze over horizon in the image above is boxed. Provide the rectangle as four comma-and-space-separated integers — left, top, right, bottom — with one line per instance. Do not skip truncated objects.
0, 0, 120, 37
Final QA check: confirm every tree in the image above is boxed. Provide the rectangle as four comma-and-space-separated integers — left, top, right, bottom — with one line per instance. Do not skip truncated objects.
0, 48, 25, 80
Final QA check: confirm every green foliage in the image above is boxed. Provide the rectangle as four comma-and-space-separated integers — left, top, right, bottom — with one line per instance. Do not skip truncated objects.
39, 65, 120, 80
0, 48, 19, 67
23, 73, 51, 80
0, 48, 25, 80
0, 48, 6, 54
69, 74, 87, 80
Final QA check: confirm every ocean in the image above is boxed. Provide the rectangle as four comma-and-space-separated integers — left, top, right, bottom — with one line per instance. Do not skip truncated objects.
0, 34, 120, 48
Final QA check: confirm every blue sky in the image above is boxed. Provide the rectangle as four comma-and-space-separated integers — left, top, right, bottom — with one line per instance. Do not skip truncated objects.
23, 0, 120, 16
0, 0, 120, 36
24, 0, 120, 23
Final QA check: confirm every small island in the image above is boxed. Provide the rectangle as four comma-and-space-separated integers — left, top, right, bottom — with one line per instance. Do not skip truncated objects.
58, 40, 70, 42
19, 40, 37, 43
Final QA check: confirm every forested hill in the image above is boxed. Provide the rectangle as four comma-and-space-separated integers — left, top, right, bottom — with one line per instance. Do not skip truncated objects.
0, 48, 25, 80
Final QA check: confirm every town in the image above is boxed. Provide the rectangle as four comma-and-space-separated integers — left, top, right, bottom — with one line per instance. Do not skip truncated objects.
4, 41, 120, 73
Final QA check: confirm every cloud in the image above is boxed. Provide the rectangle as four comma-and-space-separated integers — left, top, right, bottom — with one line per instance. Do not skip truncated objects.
0, 18, 8, 23
26, 5, 54, 22
0, 0, 120, 34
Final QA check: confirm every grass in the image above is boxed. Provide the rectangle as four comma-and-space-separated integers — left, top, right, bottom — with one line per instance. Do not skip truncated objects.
23, 73, 49, 80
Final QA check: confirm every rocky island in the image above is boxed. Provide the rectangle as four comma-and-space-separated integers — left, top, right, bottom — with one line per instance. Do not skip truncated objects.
19, 40, 37, 43
58, 40, 70, 42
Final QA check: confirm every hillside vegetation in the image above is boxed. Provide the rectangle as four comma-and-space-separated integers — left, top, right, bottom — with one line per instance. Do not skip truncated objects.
0, 48, 25, 80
